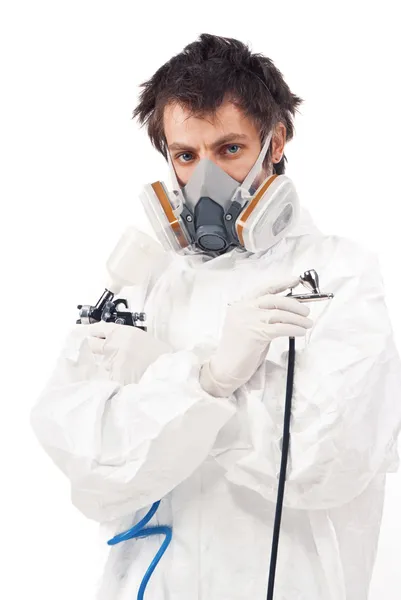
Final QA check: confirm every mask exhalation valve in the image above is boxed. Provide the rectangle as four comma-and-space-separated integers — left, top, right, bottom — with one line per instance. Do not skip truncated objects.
194, 197, 229, 252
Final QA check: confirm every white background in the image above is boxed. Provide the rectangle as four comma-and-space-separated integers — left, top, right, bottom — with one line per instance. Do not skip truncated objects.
1, 1, 400, 598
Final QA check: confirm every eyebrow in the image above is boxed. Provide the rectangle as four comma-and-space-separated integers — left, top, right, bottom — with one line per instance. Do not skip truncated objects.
168, 133, 249, 153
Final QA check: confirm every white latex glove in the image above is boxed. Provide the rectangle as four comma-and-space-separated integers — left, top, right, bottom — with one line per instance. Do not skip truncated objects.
87, 321, 172, 386
199, 276, 313, 397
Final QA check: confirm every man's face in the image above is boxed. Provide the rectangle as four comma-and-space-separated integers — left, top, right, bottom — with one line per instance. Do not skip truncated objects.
163, 99, 276, 187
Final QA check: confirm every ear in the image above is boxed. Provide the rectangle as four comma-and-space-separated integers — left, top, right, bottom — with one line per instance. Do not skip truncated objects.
272, 122, 286, 163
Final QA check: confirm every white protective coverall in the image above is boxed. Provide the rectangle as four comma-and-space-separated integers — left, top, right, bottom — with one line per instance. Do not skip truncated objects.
30, 206, 401, 600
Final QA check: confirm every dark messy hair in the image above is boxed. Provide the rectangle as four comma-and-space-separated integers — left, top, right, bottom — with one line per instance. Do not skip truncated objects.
132, 33, 303, 175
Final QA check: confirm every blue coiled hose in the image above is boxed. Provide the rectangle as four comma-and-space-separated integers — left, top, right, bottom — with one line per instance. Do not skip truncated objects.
107, 500, 172, 600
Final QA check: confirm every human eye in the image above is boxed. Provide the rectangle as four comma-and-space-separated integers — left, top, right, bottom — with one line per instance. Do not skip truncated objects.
222, 144, 242, 156
176, 152, 194, 163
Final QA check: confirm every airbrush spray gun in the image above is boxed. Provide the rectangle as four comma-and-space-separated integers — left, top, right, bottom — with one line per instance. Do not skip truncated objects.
286, 268, 334, 302
76, 226, 165, 330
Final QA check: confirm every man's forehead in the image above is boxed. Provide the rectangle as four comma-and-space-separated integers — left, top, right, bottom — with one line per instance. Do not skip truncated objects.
163, 100, 254, 147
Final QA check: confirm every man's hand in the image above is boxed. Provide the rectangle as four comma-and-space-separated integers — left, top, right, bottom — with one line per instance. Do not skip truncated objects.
87, 321, 172, 386
199, 276, 313, 397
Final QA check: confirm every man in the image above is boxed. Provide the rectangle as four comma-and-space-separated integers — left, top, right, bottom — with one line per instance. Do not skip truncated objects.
30, 33, 401, 599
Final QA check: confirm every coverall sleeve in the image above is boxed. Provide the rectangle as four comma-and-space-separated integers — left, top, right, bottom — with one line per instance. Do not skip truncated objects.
29, 323, 236, 523
223, 240, 401, 510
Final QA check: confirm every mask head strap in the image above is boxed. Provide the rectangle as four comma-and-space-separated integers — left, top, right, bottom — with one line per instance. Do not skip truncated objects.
166, 146, 186, 207
240, 127, 274, 192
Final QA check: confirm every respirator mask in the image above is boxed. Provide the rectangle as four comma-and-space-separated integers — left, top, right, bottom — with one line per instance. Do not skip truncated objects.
139, 127, 300, 256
